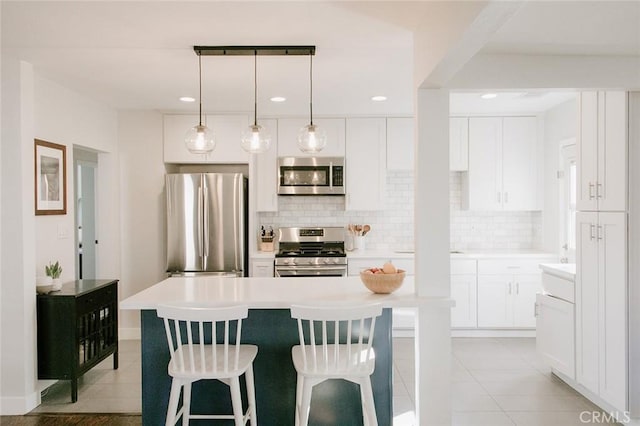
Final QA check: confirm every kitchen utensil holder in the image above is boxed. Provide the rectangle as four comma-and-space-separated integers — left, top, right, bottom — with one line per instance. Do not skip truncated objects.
260, 238, 274, 252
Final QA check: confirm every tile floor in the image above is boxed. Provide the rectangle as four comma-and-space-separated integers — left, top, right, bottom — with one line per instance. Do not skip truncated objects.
32, 337, 621, 425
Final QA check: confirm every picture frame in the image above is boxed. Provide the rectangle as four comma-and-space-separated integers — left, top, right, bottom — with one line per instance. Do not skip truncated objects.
34, 139, 67, 215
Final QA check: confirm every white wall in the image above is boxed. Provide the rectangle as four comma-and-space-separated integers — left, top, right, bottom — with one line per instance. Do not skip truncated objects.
117, 110, 166, 337
0, 62, 119, 414
541, 98, 577, 254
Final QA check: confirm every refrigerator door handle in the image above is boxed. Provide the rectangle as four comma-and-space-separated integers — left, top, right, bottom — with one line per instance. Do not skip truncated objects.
203, 183, 209, 257
197, 184, 204, 257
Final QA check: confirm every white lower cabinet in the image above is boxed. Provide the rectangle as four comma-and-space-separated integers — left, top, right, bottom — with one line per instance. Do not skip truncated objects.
451, 259, 477, 328
576, 211, 627, 411
250, 259, 274, 277
536, 293, 575, 379
477, 258, 553, 328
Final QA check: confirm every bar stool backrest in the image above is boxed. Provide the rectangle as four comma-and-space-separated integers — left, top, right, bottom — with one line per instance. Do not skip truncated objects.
290, 303, 383, 374
157, 303, 249, 377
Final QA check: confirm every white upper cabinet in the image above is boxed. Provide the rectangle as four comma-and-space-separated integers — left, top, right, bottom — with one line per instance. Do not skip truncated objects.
163, 114, 250, 163
464, 116, 540, 211
253, 119, 278, 212
276, 118, 345, 158
577, 91, 627, 212
449, 117, 468, 171
386, 117, 414, 171
345, 118, 386, 211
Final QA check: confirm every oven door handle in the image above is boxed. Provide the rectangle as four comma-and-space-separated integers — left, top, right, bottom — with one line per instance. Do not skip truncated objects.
275, 266, 347, 276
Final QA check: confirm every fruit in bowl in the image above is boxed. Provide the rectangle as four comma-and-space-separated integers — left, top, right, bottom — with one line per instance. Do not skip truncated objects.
360, 262, 405, 294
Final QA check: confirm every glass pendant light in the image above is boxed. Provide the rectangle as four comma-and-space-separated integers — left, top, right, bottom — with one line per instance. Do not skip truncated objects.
241, 51, 271, 153
298, 53, 326, 153
185, 53, 215, 154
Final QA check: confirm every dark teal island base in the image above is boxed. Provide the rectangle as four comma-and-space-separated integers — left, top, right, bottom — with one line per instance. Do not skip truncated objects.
141, 308, 393, 425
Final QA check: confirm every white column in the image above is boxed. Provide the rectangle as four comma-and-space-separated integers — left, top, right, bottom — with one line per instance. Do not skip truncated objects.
414, 88, 451, 425
0, 59, 39, 414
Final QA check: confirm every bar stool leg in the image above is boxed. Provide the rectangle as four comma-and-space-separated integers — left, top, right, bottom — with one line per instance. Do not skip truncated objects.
230, 377, 244, 426
182, 382, 192, 426
245, 366, 258, 426
165, 379, 181, 426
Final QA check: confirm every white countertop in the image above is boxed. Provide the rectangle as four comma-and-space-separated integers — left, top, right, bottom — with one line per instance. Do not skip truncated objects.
348, 249, 556, 259
120, 276, 452, 310
539, 263, 576, 281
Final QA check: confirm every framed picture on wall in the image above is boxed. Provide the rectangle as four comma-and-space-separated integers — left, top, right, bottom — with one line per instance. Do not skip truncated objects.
34, 139, 67, 215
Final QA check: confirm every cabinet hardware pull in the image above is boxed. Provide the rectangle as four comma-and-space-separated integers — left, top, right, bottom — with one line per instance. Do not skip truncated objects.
508, 282, 512, 294
590, 224, 596, 241
589, 182, 595, 200
534, 302, 539, 317
597, 183, 603, 199
505, 192, 509, 203
597, 225, 603, 240
516, 283, 520, 294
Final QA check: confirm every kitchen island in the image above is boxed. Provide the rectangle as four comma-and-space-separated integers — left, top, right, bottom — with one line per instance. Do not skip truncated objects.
121, 276, 453, 425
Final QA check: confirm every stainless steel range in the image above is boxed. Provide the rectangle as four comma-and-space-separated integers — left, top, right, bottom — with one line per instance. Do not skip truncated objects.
274, 227, 347, 277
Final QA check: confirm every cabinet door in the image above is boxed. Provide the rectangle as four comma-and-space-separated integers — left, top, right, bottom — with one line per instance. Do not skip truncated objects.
599, 211, 627, 410
477, 275, 511, 327
577, 92, 599, 211
576, 211, 600, 395
599, 91, 627, 211
536, 294, 575, 379
449, 117, 468, 171
277, 118, 345, 157
386, 117, 414, 171
467, 118, 502, 210
205, 115, 251, 163
251, 259, 274, 277
502, 117, 539, 210
512, 274, 540, 328
345, 118, 386, 211
254, 119, 278, 212
451, 274, 477, 328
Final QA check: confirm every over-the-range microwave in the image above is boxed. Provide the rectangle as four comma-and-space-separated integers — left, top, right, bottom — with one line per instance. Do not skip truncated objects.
277, 157, 345, 195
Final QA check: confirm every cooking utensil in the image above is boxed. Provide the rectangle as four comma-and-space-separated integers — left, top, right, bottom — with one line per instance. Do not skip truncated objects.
362, 224, 371, 236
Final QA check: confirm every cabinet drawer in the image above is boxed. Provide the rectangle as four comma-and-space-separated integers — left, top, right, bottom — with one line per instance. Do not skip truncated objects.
77, 285, 116, 315
478, 259, 551, 275
541, 272, 575, 303
451, 259, 476, 275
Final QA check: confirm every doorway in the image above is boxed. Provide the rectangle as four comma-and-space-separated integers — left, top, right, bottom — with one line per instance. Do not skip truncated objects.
74, 148, 98, 280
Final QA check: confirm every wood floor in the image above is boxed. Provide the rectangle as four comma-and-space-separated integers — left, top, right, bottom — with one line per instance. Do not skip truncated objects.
0, 414, 141, 425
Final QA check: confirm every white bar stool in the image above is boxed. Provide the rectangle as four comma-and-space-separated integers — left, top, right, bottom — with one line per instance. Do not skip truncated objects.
290, 303, 383, 426
157, 303, 258, 426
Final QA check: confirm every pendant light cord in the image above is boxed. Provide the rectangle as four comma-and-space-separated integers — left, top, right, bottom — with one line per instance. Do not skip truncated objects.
309, 54, 314, 126
198, 53, 203, 127
254, 51, 258, 126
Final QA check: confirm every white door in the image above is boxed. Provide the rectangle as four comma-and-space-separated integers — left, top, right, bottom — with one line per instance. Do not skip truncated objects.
536, 293, 575, 379
449, 117, 468, 171
576, 211, 600, 395
599, 91, 627, 212
598, 211, 627, 411
345, 118, 386, 211
254, 118, 278, 212
577, 92, 599, 211
477, 275, 511, 327
502, 117, 539, 210
512, 274, 540, 328
451, 274, 477, 328
467, 118, 502, 210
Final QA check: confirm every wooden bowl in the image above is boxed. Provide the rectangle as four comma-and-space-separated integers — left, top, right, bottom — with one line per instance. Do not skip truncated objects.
360, 269, 406, 294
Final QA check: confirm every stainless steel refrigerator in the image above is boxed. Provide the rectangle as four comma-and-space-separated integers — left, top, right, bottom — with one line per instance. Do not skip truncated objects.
166, 173, 247, 276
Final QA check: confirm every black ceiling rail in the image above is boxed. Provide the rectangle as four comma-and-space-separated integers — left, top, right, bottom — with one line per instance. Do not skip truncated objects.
194, 45, 315, 56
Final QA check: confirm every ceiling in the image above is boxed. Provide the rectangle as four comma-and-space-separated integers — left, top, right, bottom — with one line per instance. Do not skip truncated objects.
2, 1, 638, 117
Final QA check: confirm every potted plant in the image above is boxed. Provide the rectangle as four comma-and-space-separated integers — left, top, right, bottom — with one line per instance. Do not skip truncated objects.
45, 261, 63, 291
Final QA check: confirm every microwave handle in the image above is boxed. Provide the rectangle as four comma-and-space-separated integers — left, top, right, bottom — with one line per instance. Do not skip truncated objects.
329, 161, 334, 189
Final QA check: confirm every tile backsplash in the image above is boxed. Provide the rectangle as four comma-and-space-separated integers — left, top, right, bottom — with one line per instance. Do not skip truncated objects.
258, 171, 542, 251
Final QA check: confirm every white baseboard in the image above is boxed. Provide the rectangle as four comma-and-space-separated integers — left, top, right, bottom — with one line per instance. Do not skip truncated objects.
393, 327, 536, 338
0, 391, 40, 415
119, 327, 141, 340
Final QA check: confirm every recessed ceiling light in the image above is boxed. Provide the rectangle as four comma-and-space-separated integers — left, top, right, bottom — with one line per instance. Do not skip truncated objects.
270, 96, 286, 103
480, 93, 497, 100
371, 95, 387, 102
179, 96, 196, 103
